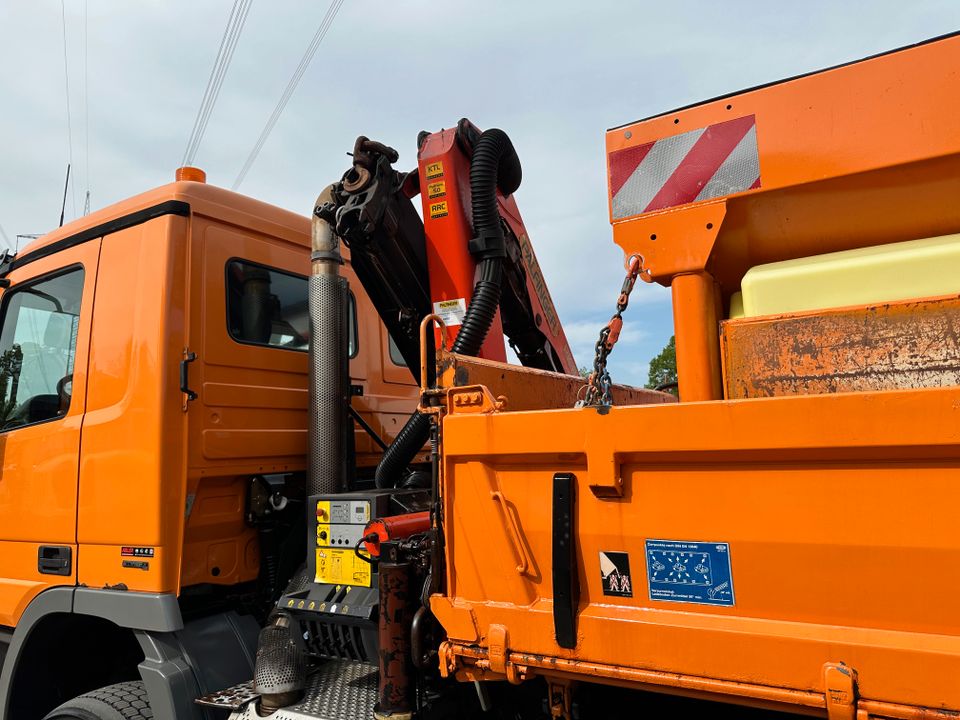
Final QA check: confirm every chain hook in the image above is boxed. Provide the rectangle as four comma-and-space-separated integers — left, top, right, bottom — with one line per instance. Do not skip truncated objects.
577, 254, 649, 408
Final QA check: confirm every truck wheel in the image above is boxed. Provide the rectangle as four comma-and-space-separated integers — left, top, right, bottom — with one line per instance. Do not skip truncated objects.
42, 681, 153, 720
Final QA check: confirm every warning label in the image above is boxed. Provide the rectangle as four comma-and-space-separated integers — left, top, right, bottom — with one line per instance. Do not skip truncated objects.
316, 547, 372, 588
599, 551, 633, 597
429, 200, 449, 219
645, 539, 735, 606
433, 298, 466, 327
425, 161, 444, 179
427, 180, 446, 199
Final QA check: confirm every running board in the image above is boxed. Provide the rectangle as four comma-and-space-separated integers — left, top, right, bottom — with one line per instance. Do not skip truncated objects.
197, 661, 378, 719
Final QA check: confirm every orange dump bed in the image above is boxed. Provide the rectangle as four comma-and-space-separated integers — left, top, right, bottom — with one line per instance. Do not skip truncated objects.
431, 33, 960, 719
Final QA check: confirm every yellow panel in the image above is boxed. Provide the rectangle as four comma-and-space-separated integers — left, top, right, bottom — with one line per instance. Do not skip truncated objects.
740, 233, 960, 317
315, 547, 371, 588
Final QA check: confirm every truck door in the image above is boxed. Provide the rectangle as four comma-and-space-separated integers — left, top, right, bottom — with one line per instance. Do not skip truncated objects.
0, 241, 99, 626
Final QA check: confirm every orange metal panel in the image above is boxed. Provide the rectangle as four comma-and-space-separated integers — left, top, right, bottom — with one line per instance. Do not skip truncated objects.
417, 128, 507, 362
722, 294, 960, 399
606, 35, 960, 288
608, 35, 960, 208
189, 217, 311, 478
439, 352, 674, 411
0, 239, 99, 623
0, 542, 70, 627
180, 475, 259, 589
434, 386, 960, 713
78, 216, 189, 593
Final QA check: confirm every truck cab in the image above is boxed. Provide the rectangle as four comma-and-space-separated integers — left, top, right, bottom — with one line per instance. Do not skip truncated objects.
0, 175, 419, 720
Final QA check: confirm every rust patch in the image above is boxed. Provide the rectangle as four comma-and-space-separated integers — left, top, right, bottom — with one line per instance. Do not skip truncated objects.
723, 295, 960, 399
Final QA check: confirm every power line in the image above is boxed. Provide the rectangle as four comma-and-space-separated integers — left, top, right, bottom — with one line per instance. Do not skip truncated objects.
181, 0, 253, 167
83, 0, 90, 215
60, 0, 77, 219
232, 0, 345, 190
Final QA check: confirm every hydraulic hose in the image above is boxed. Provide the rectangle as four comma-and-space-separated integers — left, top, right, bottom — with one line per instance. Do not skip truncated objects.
468, 128, 521, 248
374, 129, 519, 488
374, 410, 430, 489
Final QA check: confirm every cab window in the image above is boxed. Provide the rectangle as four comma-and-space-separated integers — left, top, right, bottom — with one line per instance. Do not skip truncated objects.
0, 267, 84, 431
226, 259, 357, 357
388, 333, 407, 367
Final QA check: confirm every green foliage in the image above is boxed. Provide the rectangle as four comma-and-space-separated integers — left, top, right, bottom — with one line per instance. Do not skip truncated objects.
646, 336, 677, 394
578, 365, 591, 379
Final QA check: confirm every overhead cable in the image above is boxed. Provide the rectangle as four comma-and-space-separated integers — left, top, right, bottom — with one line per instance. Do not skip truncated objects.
84, 0, 91, 214
181, 0, 253, 167
232, 0, 345, 190
60, 0, 77, 218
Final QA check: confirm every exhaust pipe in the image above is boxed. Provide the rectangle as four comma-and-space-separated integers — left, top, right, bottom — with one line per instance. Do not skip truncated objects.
253, 613, 306, 715
252, 187, 350, 712
309, 184, 349, 496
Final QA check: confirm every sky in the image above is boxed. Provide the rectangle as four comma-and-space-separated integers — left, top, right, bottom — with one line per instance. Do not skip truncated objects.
0, 1, 958, 386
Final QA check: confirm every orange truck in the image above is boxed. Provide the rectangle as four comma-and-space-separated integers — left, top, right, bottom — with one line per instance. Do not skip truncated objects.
0, 175, 425, 719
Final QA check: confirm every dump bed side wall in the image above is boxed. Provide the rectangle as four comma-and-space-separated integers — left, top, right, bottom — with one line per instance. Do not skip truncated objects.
433, 389, 960, 710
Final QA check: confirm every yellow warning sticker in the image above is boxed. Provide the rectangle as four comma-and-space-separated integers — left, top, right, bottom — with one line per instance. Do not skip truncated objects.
425, 161, 444, 179
433, 298, 466, 326
316, 547, 372, 587
429, 201, 449, 219
427, 180, 446, 199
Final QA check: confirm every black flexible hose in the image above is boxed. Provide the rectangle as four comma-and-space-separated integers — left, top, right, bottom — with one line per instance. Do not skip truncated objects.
374, 129, 519, 488
469, 128, 521, 247
450, 259, 502, 355
375, 410, 430, 488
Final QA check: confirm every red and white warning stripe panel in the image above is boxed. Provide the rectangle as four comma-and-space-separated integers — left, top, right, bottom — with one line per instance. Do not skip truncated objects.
609, 115, 760, 220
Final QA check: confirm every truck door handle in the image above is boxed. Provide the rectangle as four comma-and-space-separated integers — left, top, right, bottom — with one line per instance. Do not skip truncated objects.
180, 350, 197, 401
38, 545, 72, 576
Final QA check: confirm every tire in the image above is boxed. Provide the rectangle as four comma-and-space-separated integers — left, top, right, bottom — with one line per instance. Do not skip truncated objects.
42, 681, 153, 720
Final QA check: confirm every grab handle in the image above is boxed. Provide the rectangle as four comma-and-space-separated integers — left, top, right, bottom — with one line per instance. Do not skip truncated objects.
491, 490, 529, 575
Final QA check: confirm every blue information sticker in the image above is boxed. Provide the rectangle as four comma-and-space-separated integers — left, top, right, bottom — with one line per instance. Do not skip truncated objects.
644, 539, 735, 606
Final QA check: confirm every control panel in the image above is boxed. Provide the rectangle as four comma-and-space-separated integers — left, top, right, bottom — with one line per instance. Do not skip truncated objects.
314, 497, 374, 588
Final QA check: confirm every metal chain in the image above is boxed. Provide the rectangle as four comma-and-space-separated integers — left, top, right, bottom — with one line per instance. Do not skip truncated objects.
578, 254, 649, 407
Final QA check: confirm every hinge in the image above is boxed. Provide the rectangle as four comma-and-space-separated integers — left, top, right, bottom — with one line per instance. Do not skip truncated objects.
487, 624, 509, 675
446, 385, 504, 415
823, 662, 858, 720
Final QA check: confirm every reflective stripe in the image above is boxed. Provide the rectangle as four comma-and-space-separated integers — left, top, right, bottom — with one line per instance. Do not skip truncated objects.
609, 115, 760, 219
612, 127, 704, 220
694, 124, 760, 202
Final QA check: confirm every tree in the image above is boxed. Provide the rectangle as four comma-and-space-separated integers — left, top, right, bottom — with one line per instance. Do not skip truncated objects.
646, 336, 677, 394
